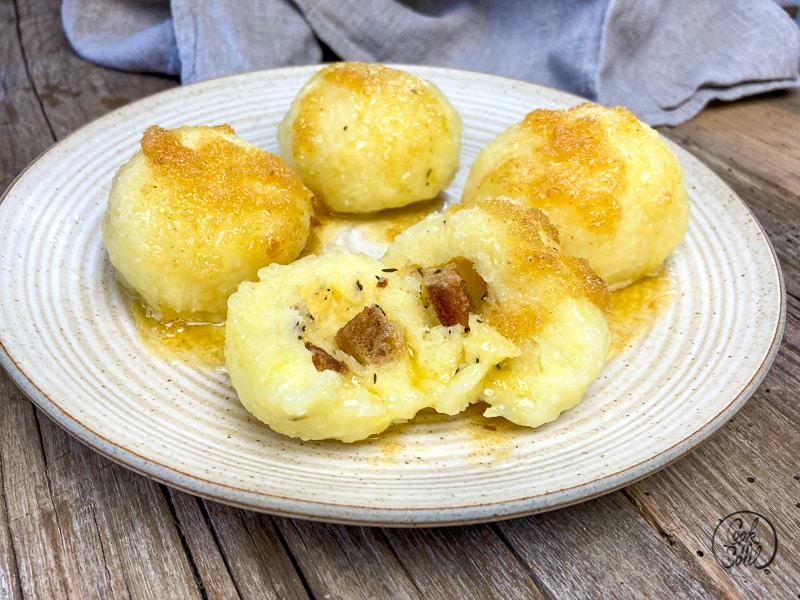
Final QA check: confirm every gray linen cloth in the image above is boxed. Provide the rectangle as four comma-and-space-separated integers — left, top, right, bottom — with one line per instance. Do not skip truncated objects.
62, 0, 800, 126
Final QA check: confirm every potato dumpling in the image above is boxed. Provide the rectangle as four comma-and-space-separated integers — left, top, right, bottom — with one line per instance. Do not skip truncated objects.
225, 248, 516, 442
461, 103, 689, 289
103, 124, 314, 323
382, 200, 611, 428
277, 62, 462, 214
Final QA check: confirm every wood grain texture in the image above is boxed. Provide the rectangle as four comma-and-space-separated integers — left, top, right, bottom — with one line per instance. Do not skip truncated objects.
0, 0, 52, 188
168, 491, 243, 599
14, 0, 176, 142
202, 505, 309, 599
497, 493, 714, 599
1, 0, 798, 597
381, 525, 545, 599
276, 519, 421, 599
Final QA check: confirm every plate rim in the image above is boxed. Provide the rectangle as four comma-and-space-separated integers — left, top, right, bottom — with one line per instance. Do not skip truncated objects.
0, 64, 787, 526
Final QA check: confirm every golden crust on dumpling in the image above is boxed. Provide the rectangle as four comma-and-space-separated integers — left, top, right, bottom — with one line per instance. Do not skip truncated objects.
382, 200, 611, 427
225, 248, 517, 442
103, 124, 314, 323
277, 62, 462, 214
461, 103, 689, 289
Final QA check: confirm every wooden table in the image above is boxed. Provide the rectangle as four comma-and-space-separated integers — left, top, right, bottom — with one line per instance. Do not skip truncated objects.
1, 1, 798, 598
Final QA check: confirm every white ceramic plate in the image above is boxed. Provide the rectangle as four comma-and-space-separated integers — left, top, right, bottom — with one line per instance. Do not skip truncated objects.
0, 66, 785, 526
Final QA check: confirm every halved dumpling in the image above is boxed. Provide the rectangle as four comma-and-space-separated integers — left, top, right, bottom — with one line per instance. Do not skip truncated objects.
382, 200, 611, 428
225, 248, 516, 442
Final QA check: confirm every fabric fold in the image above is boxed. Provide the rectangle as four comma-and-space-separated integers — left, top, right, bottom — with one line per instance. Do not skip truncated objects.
171, 0, 322, 83
62, 0, 181, 75
60, 0, 800, 126
597, 0, 800, 125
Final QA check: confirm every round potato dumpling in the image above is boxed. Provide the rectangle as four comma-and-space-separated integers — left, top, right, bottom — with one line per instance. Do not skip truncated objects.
382, 200, 611, 428
277, 62, 462, 214
225, 248, 516, 442
461, 103, 689, 289
103, 124, 314, 323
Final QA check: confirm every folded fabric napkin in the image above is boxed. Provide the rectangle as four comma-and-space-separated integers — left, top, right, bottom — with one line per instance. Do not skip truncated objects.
62, 0, 800, 126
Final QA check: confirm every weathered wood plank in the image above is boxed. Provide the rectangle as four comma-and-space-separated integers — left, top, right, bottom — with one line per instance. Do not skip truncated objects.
41, 420, 204, 599
381, 524, 546, 600
763, 305, 800, 424
0, 1, 44, 594
625, 384, 800, 599
1, 374, 204, 598
0, 0, 53, 191
1, 376, 84, 598
274, 518, 422, 599
15, 0, 177, 142
636, 87, 800, 599
496, 492, 713, 599
169, 491, 243, 599
201, 504, 310, 599
0, 377, 27, 600
663, 90, 800, 196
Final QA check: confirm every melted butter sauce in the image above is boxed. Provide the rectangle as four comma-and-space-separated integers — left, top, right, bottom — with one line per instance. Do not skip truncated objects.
366, 403, 525, 465
364, 267, 676, 456
131, 206, 675, 460
131, 301, 226, 370
301, 197, 444, 256
606, 266, 675, 360
130, 200, 441, 370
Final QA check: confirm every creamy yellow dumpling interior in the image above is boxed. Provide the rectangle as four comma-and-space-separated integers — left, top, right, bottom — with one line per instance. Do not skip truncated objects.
103, 124, 313, 323
225, 248, 517, 442
277, 62, 462, 214
382, 200, 611, 428
461, 103, 689, 289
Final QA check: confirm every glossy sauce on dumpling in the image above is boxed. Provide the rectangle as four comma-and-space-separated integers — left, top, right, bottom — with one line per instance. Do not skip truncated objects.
103, 124, 314, 323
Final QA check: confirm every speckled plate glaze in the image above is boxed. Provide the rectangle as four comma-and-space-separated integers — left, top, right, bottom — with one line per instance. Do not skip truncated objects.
0, 66, 785, 526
